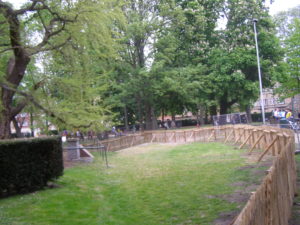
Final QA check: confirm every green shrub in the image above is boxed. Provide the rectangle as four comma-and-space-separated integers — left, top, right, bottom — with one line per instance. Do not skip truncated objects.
0, 137, 63, 197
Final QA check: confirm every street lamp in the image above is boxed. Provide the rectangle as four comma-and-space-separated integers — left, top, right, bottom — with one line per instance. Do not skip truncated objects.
253, 19, 266, 124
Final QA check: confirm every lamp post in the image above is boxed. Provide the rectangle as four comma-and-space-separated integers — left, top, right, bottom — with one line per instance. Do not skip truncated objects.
253, 19, 266, 124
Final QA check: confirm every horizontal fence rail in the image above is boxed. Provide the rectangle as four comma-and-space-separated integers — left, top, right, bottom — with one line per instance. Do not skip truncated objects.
95, 125, 296, 225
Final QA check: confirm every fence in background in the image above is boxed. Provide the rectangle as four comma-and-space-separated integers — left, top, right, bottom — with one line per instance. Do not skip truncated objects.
91, 125, 296, 225
213, 113, 248, 126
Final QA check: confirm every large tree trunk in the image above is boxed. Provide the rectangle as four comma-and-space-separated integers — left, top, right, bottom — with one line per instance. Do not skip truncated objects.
123, 105, 129, 131
151, 106, 158, 130
0, 113, 11, 139
246, 105, 252, 123
209, 105, 217, 123
197, 104, 205, 125
12, 117, 22, 137
145, 103, 152, 130
30, 112, 34, 137
136, 95, 144, 131
220, 99, 229, 115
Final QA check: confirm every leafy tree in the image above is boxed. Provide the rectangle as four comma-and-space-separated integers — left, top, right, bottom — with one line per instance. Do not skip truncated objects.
273, 6, 300, 97
152, 0, 223, 123
206, 0, 283, 114
0, 0, 77, 138
0, 0, 121, 138
273, 5, 300, 44
276, 18, 300, 97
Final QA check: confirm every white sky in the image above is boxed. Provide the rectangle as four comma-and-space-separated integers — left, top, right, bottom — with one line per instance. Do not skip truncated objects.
6, 0, 300, 15
267, 0, 300, 15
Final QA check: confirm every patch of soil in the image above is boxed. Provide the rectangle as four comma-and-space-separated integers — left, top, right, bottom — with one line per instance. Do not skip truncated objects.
214, 211, 240, 225
213, 152, 274, 225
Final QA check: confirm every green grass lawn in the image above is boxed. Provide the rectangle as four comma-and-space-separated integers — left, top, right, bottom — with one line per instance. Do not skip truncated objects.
0, 143, 260, 225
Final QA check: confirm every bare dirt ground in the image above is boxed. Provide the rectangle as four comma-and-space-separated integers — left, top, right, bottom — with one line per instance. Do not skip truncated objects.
214, 150, 274, 225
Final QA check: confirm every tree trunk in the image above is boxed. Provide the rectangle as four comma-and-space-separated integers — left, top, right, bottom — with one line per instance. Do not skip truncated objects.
0, 113, 11, 139
246, 105, 252, 123
151, 106, 158, 130
136, 95, 144, 131
30, 112, 34, 137
0, 55, 30, 139
171, 113, 175, 121
12, 117, 22, 137
124, 105, 129, 131
161, 108, 165, 123
198, 104, 205, 125
145, 103, 152, 130
220, 99, 229, 115
209, 105, 217, 123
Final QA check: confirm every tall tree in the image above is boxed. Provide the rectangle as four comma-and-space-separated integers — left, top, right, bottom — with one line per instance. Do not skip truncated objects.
207, 0, 283, 114
0, 0, 121, 138
273, 5, 300, 97
0, 0, 75, 138
276, 18, 300, 97
111, 0, 160, 130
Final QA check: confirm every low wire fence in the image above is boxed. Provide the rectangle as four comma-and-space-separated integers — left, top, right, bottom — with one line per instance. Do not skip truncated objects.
213, 113, 248, 126
81, 125, 296, 225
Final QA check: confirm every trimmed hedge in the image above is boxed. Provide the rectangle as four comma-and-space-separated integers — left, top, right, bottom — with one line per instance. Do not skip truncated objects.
0, 136, 63, 197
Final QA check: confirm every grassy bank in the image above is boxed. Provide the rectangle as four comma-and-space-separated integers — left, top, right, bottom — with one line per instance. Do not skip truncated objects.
0, 143, 260, 225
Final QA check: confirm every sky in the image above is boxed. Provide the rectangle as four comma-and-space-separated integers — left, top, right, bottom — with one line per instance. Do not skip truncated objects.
267, 0, 300, 15
6, 0, 300, 15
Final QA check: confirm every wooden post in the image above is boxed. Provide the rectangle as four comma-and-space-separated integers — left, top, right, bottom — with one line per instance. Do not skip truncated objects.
207, 130, 215, 142
184, 131, 187, 143
257, 136, 278, 162
193, 130, 196, 142
248, 133, 265, 154
150, 134, 156, 143
174, 131, 176, 143
214, 128, 217, 140
239, 132, 252, 149
224, 130, 234, 143
165, 131, 167, 143
234, 131, 243, 145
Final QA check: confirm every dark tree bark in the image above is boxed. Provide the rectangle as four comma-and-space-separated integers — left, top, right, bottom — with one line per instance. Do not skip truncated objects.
12, 117, 21, 137
124, 105, 129, 131
145, 103, 152, 130
197, 104, 205, 125
136, 94, 144, 131
219, 94, 237, 115
209, 105, 217, 123
246, 105, 252, 123
151, 106, 158, 130
0, 1, 73, 139
30, 112, 34, 137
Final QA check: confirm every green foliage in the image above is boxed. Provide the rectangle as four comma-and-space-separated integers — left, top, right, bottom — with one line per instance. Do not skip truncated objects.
37, 0, 124, 131
278, 18, 300, 97
0, 137, 63, 198
205, 0, 283, 113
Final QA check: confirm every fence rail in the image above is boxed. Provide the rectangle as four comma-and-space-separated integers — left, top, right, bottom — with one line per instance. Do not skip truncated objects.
95, 125, 296, 225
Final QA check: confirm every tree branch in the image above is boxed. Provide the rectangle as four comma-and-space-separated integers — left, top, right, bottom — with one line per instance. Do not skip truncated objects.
0, 1, 25, 57
14, 0, 47, 15
29, 36, 71, 55
0, 82, 66, 124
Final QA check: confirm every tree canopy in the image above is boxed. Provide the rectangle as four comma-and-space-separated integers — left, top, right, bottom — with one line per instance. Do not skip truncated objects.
0, 0, 290, 138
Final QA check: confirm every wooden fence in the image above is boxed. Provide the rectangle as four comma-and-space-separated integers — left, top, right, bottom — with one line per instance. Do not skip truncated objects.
98, 125, 297, 225
99, 133, 146, 152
